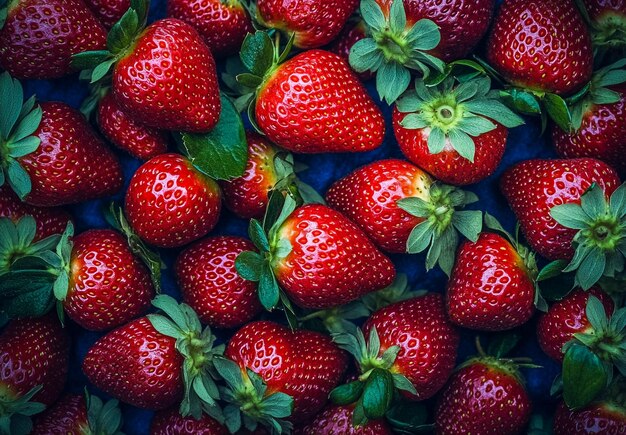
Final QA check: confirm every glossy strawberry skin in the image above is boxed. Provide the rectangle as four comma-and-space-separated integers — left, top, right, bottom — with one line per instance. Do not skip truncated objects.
125, 153, 222, 248
325, 159, 431, 253
486, 0, 593, 96
446, 232, 536, 331
98, 92, 169, 161
150, 407, 228, 435
295, 404, 393, 434
256, 50, 385, 154
225, 321, 349, 421
274, 204, 396, 309
553, 85, 626, 175
553, 401, 626, 435
434, 360, 532, 435
219, 132, 279, 220
32, 394, 88, 435
83, 317, 184, 410
83, 0, 129, 28
0, 315, 70, 406
363, 294, 460, 400
392, 107, 508, 186
501, 158, 621, 261
66, 229, 155, 331
0, 0, 107, 79
0, 185, 71, 241
537, 287, 614, 362
167, 0, 253, 58
176, 236, 262, 329
113, 18, 221, 133
257, 0, 358, 49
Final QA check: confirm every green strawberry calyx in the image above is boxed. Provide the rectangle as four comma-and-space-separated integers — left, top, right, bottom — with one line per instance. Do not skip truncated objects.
0, 385, 46, 435
575, 0, 626, 53
0, 73, 42, 200
396, 183, 483, 276
83, 389, 124, 435
396, 76, 524, 162
0, 216, 61, 275
550, 182, 626, 291
350, 0, 444, 104
147, 295, 225, 422
271, 153, 326, 206
213, 356, 293, 434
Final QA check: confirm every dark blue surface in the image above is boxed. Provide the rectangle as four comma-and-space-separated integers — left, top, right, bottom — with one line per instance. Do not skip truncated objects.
20, 1, 562, 433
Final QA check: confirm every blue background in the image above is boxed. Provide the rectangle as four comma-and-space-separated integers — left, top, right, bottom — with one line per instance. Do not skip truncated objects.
20, 0, 563, 432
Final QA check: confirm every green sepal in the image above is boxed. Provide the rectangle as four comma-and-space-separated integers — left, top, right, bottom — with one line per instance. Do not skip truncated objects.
543, 93, 572, 132
84, 389, 125, 435
330, 381, 365, 406
271, 153, 325, 207
500, 89, 542, 115
0, 385, 46, 435
562, 343, 609, 409
424, 59, 491, 87
361, 368, 394, 420
385, 401, 430, 434
487, 332, 522, 359
0, 0, 8, 30
360, 273, 415, 313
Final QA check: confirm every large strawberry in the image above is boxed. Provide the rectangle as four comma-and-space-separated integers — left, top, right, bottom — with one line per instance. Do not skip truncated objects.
501, 158, 623, 289
486, 0, 593, 96
295, 404, 392, 434
235, 31, 385, 153
83, 296, 225, 420
554, 397, 626, 434
214, 320, 348, 433
125, 153, 222, 248
0, 73, 123, 206
257, 0, 357, 49
83, 0, 130, 28
236, 195, 396, 311
176, 236, 262, 329
0, 0, 107, 79
325, 159, 482, 274
393, 76, 524, 186
151, 406, 228, 435
0, 315, 70, 434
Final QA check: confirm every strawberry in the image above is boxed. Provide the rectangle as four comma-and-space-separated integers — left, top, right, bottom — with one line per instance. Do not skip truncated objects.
392, 76, 524, 186
83, 0, 130, 28
325, 159, 482, 274
0, 0, 107, 79
0, 315, 70, 433
501, 158, 624, 289
125, 153, 222, 248
236, 31, 385, 153
554, 399, 626, 435
446, 215, 539, 331
175, 236, 262, 329
256, 0, 357, 49
32, 392, 123, 435
214, 320, 348, 432
581, 0, 626, 60
97, 91, 169, 161
151, 406, 228, 435
167, 0, 253, 57
83, 295, 225, 420
236, 195, 396, 311
295, 404, 393, 434
0, 74, 123, 206
486, 0, 594, 96
434, 358, 532, 435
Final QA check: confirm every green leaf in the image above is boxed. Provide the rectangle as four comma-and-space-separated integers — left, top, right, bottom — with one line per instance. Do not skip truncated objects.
580, 183, 606, 217
504, 89, 541, 115
91, 59, 116, 83
6, 160, 31, 200
147, 314, 183, 339
451, 210, 482, 243
361, 368, 394, 420
562, 344, 608, 409
487, 332, 521, 358
70, 51, 112, 71
586, 295, 609, 331
385, 401, 428, 434
400, 113, 428, 129
376, 62, 411, 104
259, 392, 293, 419
447, 129, 475, 162
426, 127, 446, 154
360, 0, 386, 32
8, 136, 40, 158
236, 73, 263, 89
609, 183, 626, 217
258, 265, 280, 310
248, 219, 270, 252
550, 203, 590, 229
388, 0, 407, 34
575, 248, 606, 290
330, 381, 364, 406
240, 31, 274, 77
349, 38, 384, 73
405, 221, 434, 254
9, 105, 41, 143
544, 93, 573, 132
0, 72, 25, 141
406, 19, 441, 51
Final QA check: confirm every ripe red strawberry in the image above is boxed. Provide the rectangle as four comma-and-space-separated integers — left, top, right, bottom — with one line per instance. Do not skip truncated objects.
167, 0, 253, 57
434, 358, 532, 435
325, 159, 482, 274
97, 91, 169, 161
151, 407, 228, 435
257, 0, 357, 49
176, 236, 262, 329
553, 399, 626, 434
125, 153, 222, 248
582, 0, 626, 59
215, 320, 348, 432
0, 315, 70, 431
237, 31, 384, 153
83, 0, 130, 28
486, 0, 593, 96
0, 0, 107, 79
537, 287, 615, 361
393, 77, 524, 186
236, 196, 395, 310
295, 404, 393, 434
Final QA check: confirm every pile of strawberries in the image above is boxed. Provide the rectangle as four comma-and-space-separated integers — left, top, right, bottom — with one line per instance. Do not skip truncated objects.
0, 0, 625, 433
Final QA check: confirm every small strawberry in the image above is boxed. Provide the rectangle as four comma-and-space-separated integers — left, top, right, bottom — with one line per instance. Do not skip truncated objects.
328, 20, 372, 81
581, 0, 626, 60
235, 31, 385, 153
0, 73, 123, 206
83, 0, 130, 28
236, 194, 396, 311
554, 398, 626, 435
176, 236, 263, 329
151, 406, 228, 435
125, 153, 222, 248
0, 315, 70, 434
83, 295, 225, 420
393, 76, 524, 186
325, 159, 482, 274
167, 0, 253, 57
501, 158, 625, 289
214, 320, 348, 432
0, 0, 107, 79
295, 404, 393, 434
32, 392, 123, 435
